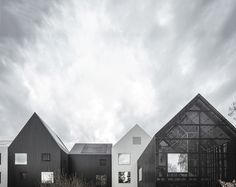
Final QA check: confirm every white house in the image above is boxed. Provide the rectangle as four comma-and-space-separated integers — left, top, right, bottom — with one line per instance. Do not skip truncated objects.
0, 140, 11, 187
112, 124, 151, 187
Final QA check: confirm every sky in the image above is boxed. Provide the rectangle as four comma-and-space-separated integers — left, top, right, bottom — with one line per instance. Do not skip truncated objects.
0, 0, 236, 150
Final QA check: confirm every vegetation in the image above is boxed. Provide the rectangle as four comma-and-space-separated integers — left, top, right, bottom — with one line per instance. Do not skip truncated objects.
218, 179, 236, 187
229, 101, 236, 120
40, 172, 93, 187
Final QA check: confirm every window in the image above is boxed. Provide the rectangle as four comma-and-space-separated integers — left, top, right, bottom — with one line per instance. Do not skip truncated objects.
99, 159, 107, 166
20, 172, 27, 180
118, 171, 131, 183
118, 153, 130, 165
168, 153, 188, 173
41, 172, 54, 184
15, 153, 27, 165
0, 153, 1, 165
41, 153, 51, 161
133, 137, 141, 145
96, 175, 107, 186
139, 168, 142, 181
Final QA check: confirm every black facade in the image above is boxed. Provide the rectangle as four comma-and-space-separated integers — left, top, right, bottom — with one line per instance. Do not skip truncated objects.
8, 113, 69, 187
69, 144, 112, 187
138, 94, 236, 187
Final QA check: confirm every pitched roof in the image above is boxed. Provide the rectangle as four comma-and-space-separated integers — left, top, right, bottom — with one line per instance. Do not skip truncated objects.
113, 124, 151, 147
70, 143, 112, 155
155, 93, 236, 140
33, 113, 69, 153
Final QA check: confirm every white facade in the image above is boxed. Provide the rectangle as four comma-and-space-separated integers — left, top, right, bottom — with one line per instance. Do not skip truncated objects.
0, 141, 11, 187
112, 125, 151, 187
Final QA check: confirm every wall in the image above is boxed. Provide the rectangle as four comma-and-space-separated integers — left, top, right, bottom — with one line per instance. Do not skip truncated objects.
69, 154, 112, 187
0, 145, 9, 187
137, 138, 156, 187
8, 115, 63, 187
112, 125, 151, 187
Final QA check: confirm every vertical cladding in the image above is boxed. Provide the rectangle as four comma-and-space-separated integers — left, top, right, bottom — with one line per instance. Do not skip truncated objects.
8, 113, 68, 187
69, 154, 112, 187
137, 137, 156, 187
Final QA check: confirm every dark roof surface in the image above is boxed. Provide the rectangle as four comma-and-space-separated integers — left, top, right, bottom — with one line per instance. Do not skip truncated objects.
70, 143, 112, 155
33, 113, 69, 153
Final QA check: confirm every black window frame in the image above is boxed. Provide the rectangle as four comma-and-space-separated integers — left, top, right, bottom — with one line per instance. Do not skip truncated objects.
99, 159, 107, 166
41, 153, 51, 161
20, 172, 27, 180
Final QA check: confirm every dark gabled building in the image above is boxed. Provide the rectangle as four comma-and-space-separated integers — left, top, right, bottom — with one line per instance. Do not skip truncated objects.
138, 94, 236, 187
69, 143, 112, 187
8, 113, 69, 187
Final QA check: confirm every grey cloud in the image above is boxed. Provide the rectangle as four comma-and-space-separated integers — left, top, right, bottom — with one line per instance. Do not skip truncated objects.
0, 0, 236, 147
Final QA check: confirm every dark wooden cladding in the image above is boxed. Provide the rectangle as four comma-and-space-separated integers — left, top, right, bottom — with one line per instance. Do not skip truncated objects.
8, 113, 68, 187
69, 154, 112, 187
138, 94, 236, 187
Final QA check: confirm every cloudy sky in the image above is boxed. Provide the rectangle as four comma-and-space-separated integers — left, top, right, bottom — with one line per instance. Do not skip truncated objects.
1, 0, 236, 149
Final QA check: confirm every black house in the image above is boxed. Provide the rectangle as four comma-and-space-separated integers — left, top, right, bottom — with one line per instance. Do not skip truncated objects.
69, 143, 112, 187
8, 113, 69, 187
138, 94, 236, 187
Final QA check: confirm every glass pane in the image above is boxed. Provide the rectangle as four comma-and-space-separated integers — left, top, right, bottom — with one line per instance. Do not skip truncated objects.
41, 172, 54, 184
167, 126, 187, 139
159, 153, 167, 166
168, 154, 188, 173
133, 137, 141, 145
200, 126, 230, 139
118, 154, 130, 165
118, 172, 131, 183
200, 112, 214, 124
15, 153, 27, 165
139, 168, 142, 181
181, 112, 199, 124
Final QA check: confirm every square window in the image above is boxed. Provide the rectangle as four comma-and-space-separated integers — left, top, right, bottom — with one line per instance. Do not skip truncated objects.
118, 171, 131, 183
139, 168, 142, 181
15, 153, 27, 165
41, 153, 51, 161
118, 153, 130, 165
20, 172, 27, 180
168, 153, 188, 173
41, 172, 54, 184
133, 137, 141, 145
96, 175, 107, 186
99, 159, 107, 166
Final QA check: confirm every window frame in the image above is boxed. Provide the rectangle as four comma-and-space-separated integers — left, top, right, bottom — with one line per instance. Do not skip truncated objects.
99, 158, 107, 166
167, 153, 188, 173
118, 153, 131, 165
20, 172, 27, 180
133, 136, 142, 145
41, 172, 54, 184
15, 153, 27, 165
41, 153, 51, 161
139, 168, 142, 181
96, 174, 107, 186
118, 171, 131, 183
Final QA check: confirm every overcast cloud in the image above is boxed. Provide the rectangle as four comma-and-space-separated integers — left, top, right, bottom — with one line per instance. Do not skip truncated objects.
0, 0, 236, 149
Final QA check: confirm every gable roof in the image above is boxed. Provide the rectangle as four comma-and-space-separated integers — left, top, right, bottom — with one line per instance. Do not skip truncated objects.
113, 124, 151, 147
155, 93, 236, 140
32, 113, 69, 153
70, 143, 112, 155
